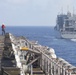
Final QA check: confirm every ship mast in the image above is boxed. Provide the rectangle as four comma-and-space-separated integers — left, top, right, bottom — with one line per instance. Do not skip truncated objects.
73, 6, 75, 16
61, 7, 63, 14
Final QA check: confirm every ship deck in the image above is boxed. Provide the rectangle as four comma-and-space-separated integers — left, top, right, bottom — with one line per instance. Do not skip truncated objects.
0, 33, 76, 75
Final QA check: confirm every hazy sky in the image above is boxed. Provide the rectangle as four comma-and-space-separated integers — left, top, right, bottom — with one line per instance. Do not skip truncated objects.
0, 0, 76, 26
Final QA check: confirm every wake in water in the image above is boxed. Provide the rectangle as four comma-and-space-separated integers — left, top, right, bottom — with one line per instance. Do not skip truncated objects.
71, 39, 76, 42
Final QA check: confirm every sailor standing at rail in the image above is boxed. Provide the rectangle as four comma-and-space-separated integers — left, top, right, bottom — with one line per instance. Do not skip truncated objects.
1, 23, 5, 35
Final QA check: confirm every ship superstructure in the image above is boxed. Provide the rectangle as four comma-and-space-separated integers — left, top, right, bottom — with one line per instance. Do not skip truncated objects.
55, 12, 76, 39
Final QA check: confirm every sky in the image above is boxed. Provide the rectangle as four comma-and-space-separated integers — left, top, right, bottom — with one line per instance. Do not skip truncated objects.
0, 0, 76, 26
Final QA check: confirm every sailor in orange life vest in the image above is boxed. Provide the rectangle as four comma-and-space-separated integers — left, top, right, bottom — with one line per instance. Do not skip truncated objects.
1, 23, 5, 35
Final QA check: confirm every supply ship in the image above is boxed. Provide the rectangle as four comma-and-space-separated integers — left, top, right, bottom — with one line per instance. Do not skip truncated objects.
55, 12, 76, 39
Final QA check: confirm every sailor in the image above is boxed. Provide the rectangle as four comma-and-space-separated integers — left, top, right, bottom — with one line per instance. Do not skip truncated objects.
1, 23, 5, 35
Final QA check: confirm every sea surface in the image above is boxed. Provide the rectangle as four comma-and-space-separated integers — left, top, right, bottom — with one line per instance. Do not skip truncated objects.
2, 26, 76, 66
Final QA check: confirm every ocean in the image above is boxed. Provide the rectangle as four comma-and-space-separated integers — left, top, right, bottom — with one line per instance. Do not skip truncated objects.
3, 26, 76, 66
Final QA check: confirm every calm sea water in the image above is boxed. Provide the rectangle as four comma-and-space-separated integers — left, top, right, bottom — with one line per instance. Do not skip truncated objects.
2, 26, 76, 66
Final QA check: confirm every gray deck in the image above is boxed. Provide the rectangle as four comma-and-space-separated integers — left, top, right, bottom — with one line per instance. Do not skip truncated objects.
0, 33, 76, 75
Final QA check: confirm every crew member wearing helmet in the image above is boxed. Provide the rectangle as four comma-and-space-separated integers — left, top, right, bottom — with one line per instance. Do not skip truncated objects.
1, 23, 5, 35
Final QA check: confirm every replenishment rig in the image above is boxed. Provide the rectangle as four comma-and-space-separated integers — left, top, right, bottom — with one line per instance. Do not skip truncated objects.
0, 33, 76, 75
